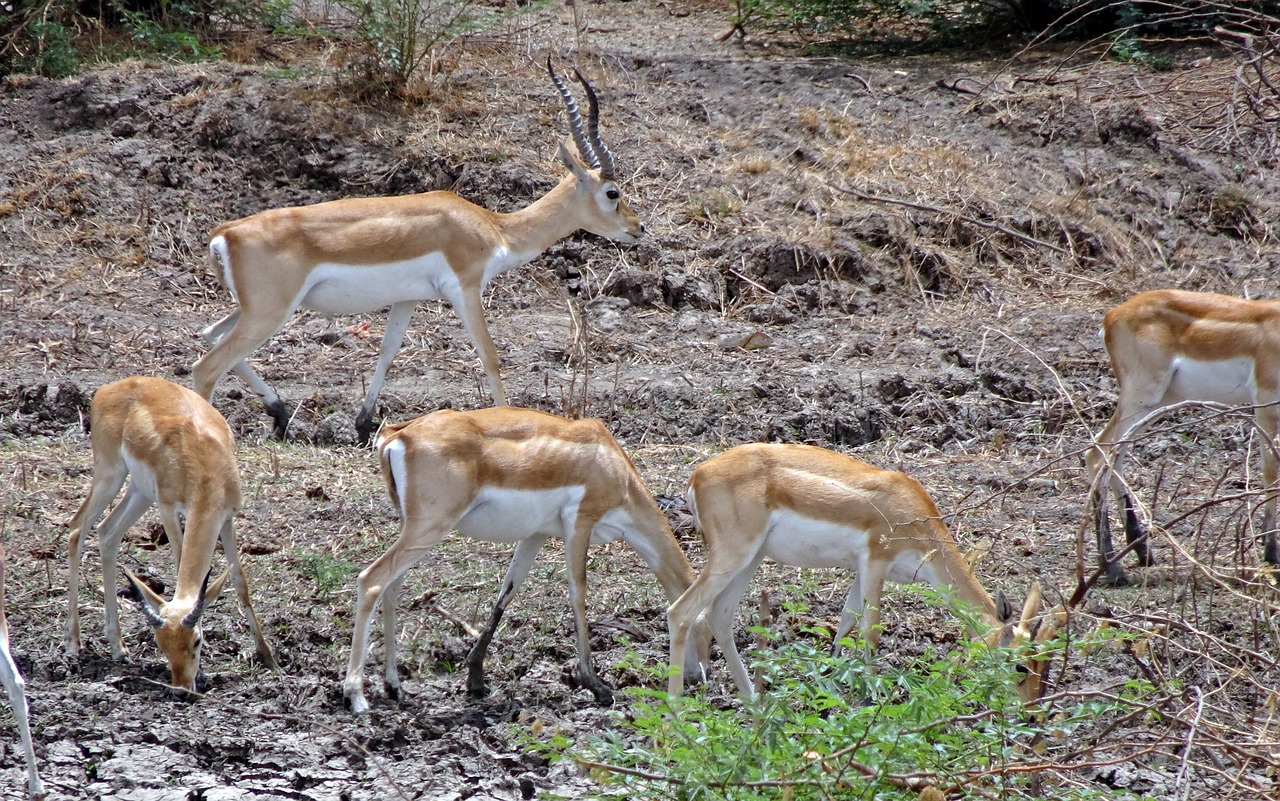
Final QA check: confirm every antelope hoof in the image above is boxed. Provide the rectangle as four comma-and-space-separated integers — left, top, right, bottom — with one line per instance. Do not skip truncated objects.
345, 690, 371, 715
355, 412, 377, 446
383, 679, 403, 702
588, 682, 615, 707
265, 400, 290, 440
1103, 564, 1131, 588
466, 679, 490, 700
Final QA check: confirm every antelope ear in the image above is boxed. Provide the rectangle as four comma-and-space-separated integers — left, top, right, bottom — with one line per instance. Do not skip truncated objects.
557, 139, 592, 181
1019, 582, 1044, 630
995, 590, 1014, 624
205, 569, 232, 604
123, 568, 166, 629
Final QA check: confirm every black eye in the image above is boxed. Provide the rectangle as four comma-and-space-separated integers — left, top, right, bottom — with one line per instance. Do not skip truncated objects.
1015, 664, 1030, 676
606, 189, 620, 201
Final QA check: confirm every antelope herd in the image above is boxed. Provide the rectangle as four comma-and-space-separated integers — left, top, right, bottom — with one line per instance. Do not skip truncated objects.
3, 58, 1275, 798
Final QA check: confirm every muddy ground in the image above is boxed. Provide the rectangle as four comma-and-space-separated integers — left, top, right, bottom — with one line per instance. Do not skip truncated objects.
1, 1, 1279, 798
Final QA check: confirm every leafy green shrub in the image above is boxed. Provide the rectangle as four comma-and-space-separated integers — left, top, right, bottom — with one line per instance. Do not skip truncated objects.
533, 591, 1146, 801
337, 0, 481, 91
2, 2, 83, 78
297, 551, 356, 602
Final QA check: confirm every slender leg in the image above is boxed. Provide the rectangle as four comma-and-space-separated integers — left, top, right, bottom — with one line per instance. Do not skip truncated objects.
562, 515, 611, 705
1, 549, 46, 800
465, 535, 548, 698
96, 490, 152, 660
381, 575, 404, 700
0, 641, 44, 800
1256, 403, 1280, 567
344, 522, 450, 714
355, 300, 416, 445
1088, 408, 1157, 586
159, 504, 184, 573
65, 465, 128, 657
194, 305, 297, 438
450, 286, 507, 406
218, 520, 277, 669
667, 549, 763, 697
854, 557, 890, 654
831, 569, 866, 657
704, 559, 762, 698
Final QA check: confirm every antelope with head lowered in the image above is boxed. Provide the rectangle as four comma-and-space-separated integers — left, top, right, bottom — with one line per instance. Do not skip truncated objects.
193, 59, 643, 443
1085, 289, 1280, 585
666, 443, 1061, 703
343, 406, 712, 713
65, 376, 276, 693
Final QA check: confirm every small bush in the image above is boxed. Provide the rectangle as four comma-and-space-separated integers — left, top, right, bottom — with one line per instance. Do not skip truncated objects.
532, 591, 1147, 801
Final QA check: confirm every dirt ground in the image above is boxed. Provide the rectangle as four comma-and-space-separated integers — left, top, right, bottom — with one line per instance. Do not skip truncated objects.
2, 1, 1279, 798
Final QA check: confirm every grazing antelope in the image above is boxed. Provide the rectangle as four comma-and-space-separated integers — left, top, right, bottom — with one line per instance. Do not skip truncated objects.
0, 545, 46, 800
343, 407, 711, 713
666, 443, 1059, 703
65, 377, 277, 692
1085, 290, 1280, 585
193, 60, 643, 443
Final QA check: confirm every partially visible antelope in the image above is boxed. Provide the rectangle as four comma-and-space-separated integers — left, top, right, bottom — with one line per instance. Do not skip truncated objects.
193, 59, 643, 443
667, 443, 1061, 703
65, 376, 276, 693
0, 544, 46, 800
343, 407, 712, 713
1085, 290, 1280, 585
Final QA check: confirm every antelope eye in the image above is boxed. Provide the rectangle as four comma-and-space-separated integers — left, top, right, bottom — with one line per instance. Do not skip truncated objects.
1014, 664, 1030, 676
606, 188, 620, 201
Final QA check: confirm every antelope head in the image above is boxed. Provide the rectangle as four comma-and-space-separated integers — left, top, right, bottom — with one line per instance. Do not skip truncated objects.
990, 583, 1067, 704
547, 57, 643, 243
124, 567, 231, 694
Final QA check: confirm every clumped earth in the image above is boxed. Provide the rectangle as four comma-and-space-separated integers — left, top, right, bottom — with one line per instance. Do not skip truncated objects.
1, 2, 1279, 798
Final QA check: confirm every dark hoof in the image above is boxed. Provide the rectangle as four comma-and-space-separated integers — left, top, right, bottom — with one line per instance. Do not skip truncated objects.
266, 400, 290, 440
1264, 536, 1280, 567
383, 681, 403, 702
1103, 567, 1132, 588
590, 685, 615, 707
356, 414, 377, 447
467, 681, 490, 700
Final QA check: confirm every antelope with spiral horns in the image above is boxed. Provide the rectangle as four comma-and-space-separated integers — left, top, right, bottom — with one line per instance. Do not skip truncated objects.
1085, 289, 1280, 585
65, 376, 276, 693
0, 544, 46, 799
343, 407, 712, 713
193, 59, 643, 443
666, 443, 1062, 703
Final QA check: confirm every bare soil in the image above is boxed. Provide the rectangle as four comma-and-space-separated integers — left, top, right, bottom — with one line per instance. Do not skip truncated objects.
2, 2, 1279, 798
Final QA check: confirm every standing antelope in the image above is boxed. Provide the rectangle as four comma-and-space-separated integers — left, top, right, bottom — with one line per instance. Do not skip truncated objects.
1085, 290, 1280, 585
0, 545, 45, 800
343, 407, 712, 713
666, 443, 1059, 703
193, 60, 643, 443
65, 376, 277, 692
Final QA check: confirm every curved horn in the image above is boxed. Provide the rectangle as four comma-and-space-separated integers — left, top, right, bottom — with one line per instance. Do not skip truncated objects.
573, 67, 616, 180
181, 569, 213, 629
547, 57, 600, 170
123, 568, 166, 630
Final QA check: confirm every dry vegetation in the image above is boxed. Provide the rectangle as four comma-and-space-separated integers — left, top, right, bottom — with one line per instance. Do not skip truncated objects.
0, 0, 1279, 798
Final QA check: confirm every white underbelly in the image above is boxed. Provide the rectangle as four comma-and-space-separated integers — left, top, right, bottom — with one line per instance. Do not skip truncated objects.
760, 509, 870, 570
300, 255, 459, 315
1167, 355, 1257, 406
454, 485, 587, 543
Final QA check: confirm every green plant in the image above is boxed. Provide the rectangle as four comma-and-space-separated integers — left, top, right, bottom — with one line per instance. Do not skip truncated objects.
532, 591, 1146, 801
6, 3, 82, 78
116, 6, 220, 60
297, 551, 356, 602
338, 0, 479, 90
